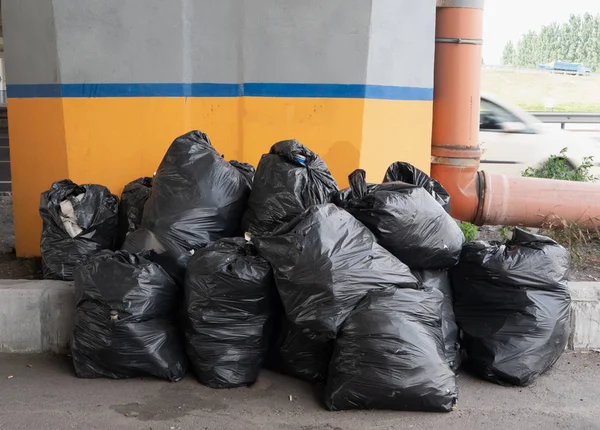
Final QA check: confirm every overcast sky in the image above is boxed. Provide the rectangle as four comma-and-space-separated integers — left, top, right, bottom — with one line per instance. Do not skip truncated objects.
483, 0, 600, 64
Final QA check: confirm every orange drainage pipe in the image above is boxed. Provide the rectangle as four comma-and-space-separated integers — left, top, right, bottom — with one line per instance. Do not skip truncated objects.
431, 1, 484, 223
431, 0, 600, 228
475, 172, 600, 228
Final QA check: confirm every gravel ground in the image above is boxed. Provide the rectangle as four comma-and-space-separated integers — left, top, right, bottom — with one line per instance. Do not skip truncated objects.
0, 195, 42, 279
0, 194, 14, 254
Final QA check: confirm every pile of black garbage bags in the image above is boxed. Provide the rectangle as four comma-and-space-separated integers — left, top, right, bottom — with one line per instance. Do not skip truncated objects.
39, 130, 572, 413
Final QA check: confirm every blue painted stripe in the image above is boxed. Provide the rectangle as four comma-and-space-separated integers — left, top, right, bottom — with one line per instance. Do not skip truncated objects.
7, 84, 63, 98
243, 83, 366, 99
7, 82, 433, 101
8, 83, 243, 98
364, 85, 434, 101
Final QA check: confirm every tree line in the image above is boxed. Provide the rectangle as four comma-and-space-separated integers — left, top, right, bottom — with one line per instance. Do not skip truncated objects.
501, 13, 600, 71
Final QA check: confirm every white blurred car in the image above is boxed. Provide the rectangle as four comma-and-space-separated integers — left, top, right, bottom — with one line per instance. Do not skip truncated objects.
479, 92, 600, 179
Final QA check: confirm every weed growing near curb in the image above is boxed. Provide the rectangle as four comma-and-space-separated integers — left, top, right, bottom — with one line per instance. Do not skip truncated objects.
522, 148, 597, 182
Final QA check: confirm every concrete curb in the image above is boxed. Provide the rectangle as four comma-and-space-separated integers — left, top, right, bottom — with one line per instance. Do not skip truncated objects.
1, 280, 599, 353
569, 282, 600, 350
0, 280, 75, 353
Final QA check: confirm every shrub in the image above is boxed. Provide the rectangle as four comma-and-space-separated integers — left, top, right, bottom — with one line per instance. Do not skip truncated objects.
522, 148, 596, 182
458, 221, 478, 242
500, 226, 514, 242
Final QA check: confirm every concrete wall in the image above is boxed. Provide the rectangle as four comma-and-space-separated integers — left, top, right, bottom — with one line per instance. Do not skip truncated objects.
0, 58, 6, 91
367, 0, 436, 88
53, 0, 240, 85
2, 0, 60, 85
50, 0, 427, 86
241, 0, 372, 84
8, 0, 378, 86
4, 0, 436, 256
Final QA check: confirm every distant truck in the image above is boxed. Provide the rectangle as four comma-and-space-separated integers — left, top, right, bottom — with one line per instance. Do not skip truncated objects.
537, 61, 591, 75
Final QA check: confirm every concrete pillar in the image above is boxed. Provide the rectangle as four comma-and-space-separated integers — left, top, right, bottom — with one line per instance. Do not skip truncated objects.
3, 0, 436, 256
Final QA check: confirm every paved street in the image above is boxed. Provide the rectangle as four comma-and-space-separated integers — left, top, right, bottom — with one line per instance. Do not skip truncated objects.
0, 352, 599, 430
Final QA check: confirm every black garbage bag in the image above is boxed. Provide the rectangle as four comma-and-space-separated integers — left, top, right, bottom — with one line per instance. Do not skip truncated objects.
184, 238, 273, 388
255, 204, 419, 381
450, 228, 571, 386
416, 270, 461, 372
339, 170, 464, 270
142, 130, 251, 245
271, 319, 334, 382
325, 287, 457, 412
230, 160, 256, 187
117, 177, 153, 247
122, 131, 251, 280
383, 161, 451, 213
71, 250, 187, 381
40, 179, 119, 281
122, 228, 192, 286
241, 140, 338, 236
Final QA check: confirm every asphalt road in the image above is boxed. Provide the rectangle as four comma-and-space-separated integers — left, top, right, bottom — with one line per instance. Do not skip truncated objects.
0, 352, 599, 430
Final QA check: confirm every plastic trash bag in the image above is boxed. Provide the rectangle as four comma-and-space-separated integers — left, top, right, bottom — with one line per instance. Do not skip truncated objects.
230, 160, 256, 187
416, 270, 461, 372
339, 170, 464, 270
325, 287, 457, 412
40, 179, 119, 280
122, 131, 251, 280
71, 250, 187, 382
268, 319, 334, 383
255, 204, 419, 381
184, 238, 273, 388
122, 228, 192, 286
141, 130, 251, 246
450, 228, 571, 386
383, 161, 451, 213
117, 177, 153, 247
242, 140, 338, 236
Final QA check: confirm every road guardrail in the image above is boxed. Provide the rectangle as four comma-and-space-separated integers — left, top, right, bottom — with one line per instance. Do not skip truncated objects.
531, 112, 600, 129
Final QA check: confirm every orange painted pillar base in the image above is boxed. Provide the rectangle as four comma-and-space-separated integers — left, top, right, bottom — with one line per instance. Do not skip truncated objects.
8, 95, 433, 257
5, 0, 437, 257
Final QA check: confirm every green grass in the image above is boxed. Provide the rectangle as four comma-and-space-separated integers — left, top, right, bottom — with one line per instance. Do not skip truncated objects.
482, 69, 600, 113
